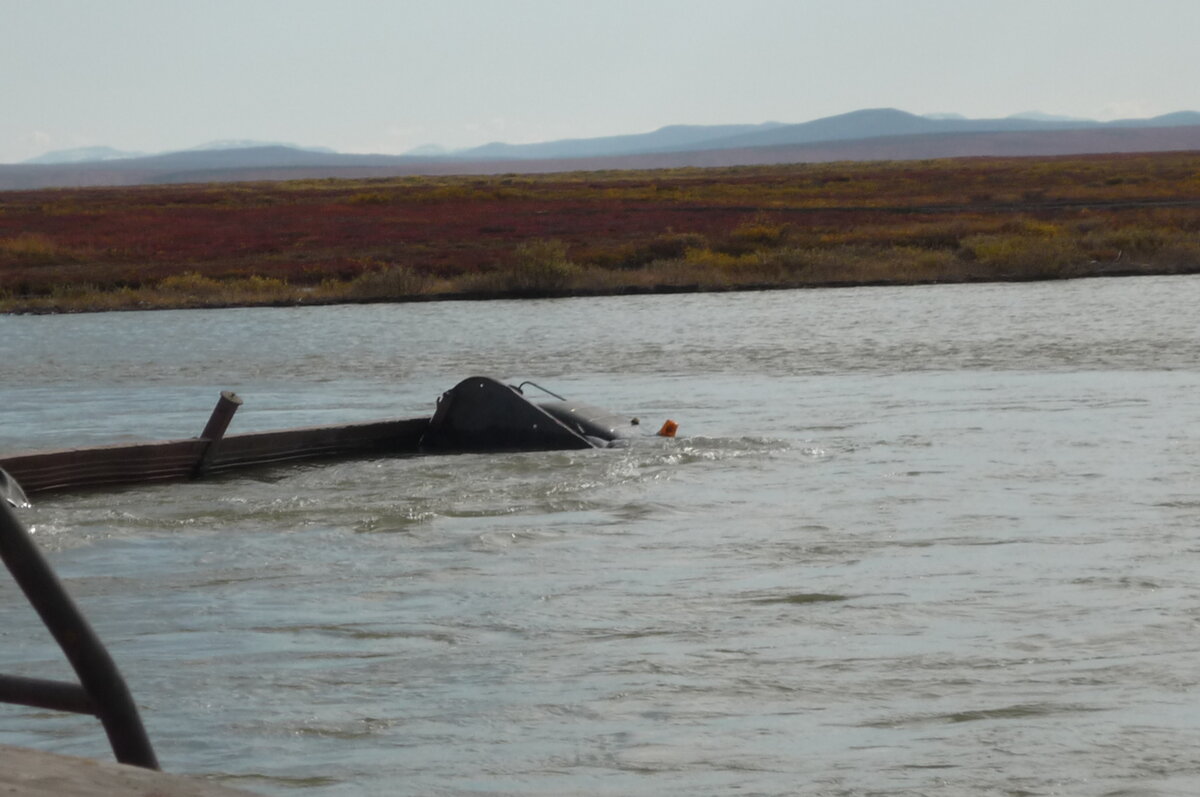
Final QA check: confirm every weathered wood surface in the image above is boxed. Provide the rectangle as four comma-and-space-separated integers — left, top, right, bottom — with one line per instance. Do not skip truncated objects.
0, 418, 429, 497
194, 390, 245, 477
0, 745, 261, 796
206, 418, 429, 472
0, 439, 211, 495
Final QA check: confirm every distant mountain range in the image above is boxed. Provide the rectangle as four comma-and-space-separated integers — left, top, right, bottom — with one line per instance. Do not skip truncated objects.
4, 108, 1200, 190
451, 108, 1200, 161
22, 145, 149, 165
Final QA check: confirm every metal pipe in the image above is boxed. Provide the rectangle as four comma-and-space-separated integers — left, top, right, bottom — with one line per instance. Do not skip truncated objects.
0, 500, 159, 770
514, 381, 568, 401
0, 674, 94, 715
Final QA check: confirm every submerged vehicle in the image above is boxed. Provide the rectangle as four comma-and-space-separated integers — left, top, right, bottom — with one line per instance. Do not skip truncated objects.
0, 377, 677, 788
0, 376, 676, 500
422, 377, 646, 451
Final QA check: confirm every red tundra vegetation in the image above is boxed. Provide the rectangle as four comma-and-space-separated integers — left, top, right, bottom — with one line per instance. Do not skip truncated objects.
2, 152, 1199, 312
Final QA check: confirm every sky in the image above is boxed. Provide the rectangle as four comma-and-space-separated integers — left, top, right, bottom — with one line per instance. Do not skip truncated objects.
3, 0, 1198, 163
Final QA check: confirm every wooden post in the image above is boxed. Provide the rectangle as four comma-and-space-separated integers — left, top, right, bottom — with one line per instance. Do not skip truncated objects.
193, 391, 243, 477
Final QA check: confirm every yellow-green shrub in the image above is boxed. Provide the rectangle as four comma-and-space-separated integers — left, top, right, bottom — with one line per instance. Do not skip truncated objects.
157, 272, 225, 297
960, 233, 1084, 276
505, 239, 580, 291
345, 265, 428, 298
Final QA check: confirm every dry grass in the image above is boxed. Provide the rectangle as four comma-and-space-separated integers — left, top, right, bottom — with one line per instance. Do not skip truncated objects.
341, 263, 431, 298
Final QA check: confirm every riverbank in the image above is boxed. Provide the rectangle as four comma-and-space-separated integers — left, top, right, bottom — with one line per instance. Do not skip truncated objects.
0, 745, 259, 796
3, 152, 1199, 314
1, 262, 1186, 315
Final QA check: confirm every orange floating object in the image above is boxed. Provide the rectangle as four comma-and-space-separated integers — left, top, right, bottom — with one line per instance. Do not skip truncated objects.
657, 419, 679, 438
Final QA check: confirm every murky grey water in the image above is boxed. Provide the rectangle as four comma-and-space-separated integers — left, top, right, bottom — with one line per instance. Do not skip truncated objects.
2, 277, 1200, 795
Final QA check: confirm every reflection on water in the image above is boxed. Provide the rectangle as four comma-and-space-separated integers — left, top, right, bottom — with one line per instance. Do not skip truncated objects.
3, 276, 1200, 795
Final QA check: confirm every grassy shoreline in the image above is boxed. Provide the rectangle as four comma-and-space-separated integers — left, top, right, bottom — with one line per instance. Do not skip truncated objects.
1, 263, 1187, 316
3, 152, 1199, 314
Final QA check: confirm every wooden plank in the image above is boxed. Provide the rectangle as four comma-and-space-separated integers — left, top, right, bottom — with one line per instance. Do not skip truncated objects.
193, 391, 244, 476
206, 418, 428, 471
0, 418, 430, 497
0, 440, 209, 495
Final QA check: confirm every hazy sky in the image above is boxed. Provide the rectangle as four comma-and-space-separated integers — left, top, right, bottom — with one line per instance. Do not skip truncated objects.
3, 0, 1197, 163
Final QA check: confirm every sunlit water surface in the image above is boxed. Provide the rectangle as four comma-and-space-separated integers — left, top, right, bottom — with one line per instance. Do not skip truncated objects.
2, 277, 1200, 796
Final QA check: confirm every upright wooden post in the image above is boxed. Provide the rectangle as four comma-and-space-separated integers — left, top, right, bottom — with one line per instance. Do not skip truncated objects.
193, 391, 242, 477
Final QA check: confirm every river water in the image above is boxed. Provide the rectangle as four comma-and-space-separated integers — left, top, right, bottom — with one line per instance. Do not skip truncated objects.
2, 276, 1200, 796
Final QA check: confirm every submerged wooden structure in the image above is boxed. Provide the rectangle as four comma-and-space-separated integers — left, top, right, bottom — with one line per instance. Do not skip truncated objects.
0, 377, 670, 784
0, 376, 654, 500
